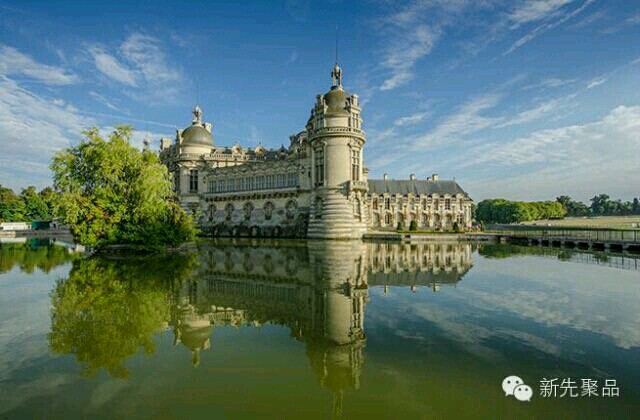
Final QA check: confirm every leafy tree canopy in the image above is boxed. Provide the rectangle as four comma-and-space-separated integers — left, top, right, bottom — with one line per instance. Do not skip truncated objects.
50, 126, 196, 248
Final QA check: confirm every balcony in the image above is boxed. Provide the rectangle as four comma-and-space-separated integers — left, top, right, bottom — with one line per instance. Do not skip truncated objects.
349, 180, 369, 192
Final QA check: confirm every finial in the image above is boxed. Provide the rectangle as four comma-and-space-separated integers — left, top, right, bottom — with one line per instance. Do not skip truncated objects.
192, 105, 202, 125
331, 63, 342, 88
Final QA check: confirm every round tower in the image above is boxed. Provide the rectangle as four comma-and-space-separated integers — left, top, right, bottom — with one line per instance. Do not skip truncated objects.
307, 64, 368, 239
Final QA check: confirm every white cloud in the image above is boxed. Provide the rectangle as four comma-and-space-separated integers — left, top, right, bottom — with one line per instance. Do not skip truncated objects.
409, 94, 501, 149
508, 0, 575, 27
461, 105, 640, 200
586, 77, 606, 89
504, 0, 594, 55
493, 98, 561, 128
0, 76, 94, 189
522, 77, 577, 90
0, 45, 78, 85
89, 91, 120, 111
119, 33, 180, 84
88, 46, 137, 86
381, 24, 440, 91
394, 111, 430, 127
88, 33, 184, 103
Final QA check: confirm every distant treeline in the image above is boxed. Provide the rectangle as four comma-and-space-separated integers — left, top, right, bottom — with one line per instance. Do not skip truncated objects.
475, 199, 566, 224
0, 185, 58, 223
476, 194, 640, 224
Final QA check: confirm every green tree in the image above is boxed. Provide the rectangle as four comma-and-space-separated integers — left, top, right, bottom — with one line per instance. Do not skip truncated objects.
0, 185, 26, 222
48, 253, 197, 378
50, 126, 196, 248
20, 186, 51, 221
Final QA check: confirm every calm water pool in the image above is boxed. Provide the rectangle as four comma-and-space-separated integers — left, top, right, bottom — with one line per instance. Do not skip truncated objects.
0, 239, 639, 419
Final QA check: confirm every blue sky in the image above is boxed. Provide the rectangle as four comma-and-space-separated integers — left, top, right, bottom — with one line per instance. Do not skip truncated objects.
1, 0, 639, 202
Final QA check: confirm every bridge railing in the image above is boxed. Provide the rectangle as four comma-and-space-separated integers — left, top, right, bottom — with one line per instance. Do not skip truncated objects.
488, 228, 640, 243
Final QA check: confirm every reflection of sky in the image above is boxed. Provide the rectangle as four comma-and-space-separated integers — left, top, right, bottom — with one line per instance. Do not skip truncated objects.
0, 264, 78, 413
365, 252, 640, 400
2, 248, 640, 417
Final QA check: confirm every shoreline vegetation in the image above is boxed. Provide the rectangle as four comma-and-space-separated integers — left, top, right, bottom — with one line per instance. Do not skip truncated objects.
49, 126, 196, 252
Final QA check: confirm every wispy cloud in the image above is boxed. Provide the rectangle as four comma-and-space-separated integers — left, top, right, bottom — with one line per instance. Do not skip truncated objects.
504, 0, 595, 55
586, 77, 606, 89
88, 46, 137, 86
458, 105, 640, 199
87, 33, 184, 102
393, 111, 430, 127
0, 45, 78, 85
494, 98, 561, 128
409, 94, 502, 149
508, 0, 575, 28
0, 76, 94, 189
89, 91, 120, 111
380, 24, 440, 91
119, 33, 180, 84
522, 77, 577, 90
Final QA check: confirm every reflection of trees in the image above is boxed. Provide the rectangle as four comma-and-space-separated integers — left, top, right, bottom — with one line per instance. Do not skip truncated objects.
0, 240, 77, 274
48, 253, 197, 378
478, 243, 558, 259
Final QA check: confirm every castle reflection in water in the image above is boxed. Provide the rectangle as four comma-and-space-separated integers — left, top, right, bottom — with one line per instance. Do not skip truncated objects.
171, 240, 473, 411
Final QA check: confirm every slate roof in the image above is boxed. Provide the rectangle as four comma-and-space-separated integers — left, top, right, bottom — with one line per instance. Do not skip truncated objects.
367, 179, 470, 198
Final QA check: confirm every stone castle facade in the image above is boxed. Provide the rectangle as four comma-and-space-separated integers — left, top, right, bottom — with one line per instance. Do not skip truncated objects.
160, 64, 473, 238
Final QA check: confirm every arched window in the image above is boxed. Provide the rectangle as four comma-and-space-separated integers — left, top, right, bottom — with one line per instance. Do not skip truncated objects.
225, 203, 234, 221
384, 213, 391, 225
243, 202, 254, 221
209, 204, 217, 221
285, 200, 298, 220
264, 201, 275, 220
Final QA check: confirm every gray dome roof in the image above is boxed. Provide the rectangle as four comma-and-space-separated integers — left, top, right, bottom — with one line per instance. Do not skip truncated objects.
323, 86, 348, 115
182, 124, 213, 147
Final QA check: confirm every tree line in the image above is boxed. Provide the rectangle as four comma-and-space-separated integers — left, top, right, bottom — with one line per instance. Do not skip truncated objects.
557, 194, 640, 217
476, 194, 640, 224
0, 185, 58, 223
2, 125, 196, 250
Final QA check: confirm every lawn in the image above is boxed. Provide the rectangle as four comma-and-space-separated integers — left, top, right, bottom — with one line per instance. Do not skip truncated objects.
518, 216, 640, 229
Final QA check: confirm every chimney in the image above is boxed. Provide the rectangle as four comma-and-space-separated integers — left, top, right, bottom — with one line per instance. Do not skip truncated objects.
409, 173, 416, 180
432, 173, 439, 181
383, 173, 389, 180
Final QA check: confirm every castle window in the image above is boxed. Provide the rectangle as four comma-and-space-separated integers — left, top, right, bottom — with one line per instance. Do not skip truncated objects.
189, 170, 198, 193
207, 179, 215, 193
351, 149, 360, 181
384, 212, 391, 225
315, 148, 324, 186
384, 197, 390, 210
372, 197, 378, 209
445, 198, 451, 210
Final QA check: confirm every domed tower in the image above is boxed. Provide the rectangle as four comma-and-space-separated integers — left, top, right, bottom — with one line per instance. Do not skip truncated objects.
173, 106, 214, 213
178, 105, 214, 155
307, 64, 368, 239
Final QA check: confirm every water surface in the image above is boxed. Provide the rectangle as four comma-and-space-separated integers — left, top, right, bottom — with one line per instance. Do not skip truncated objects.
1, 239, 639, 418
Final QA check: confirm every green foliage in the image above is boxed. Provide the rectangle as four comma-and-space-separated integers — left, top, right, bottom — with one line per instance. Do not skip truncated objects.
0, 240, 78, 274
50, 126, 196, 248
556, 195, 589, 217
409, 220, 418, 231
0, 185, 26, 222
396, 221, 404, 231
475, 199, 566, 224
0, 185, 58, 223
48, 252, 197, 378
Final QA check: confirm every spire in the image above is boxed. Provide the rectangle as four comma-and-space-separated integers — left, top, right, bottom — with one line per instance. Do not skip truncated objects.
192, 105, 202, 125
331, 26, 343, 88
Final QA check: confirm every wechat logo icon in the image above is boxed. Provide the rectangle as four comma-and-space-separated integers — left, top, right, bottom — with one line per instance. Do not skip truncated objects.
502, 375, 533, 402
